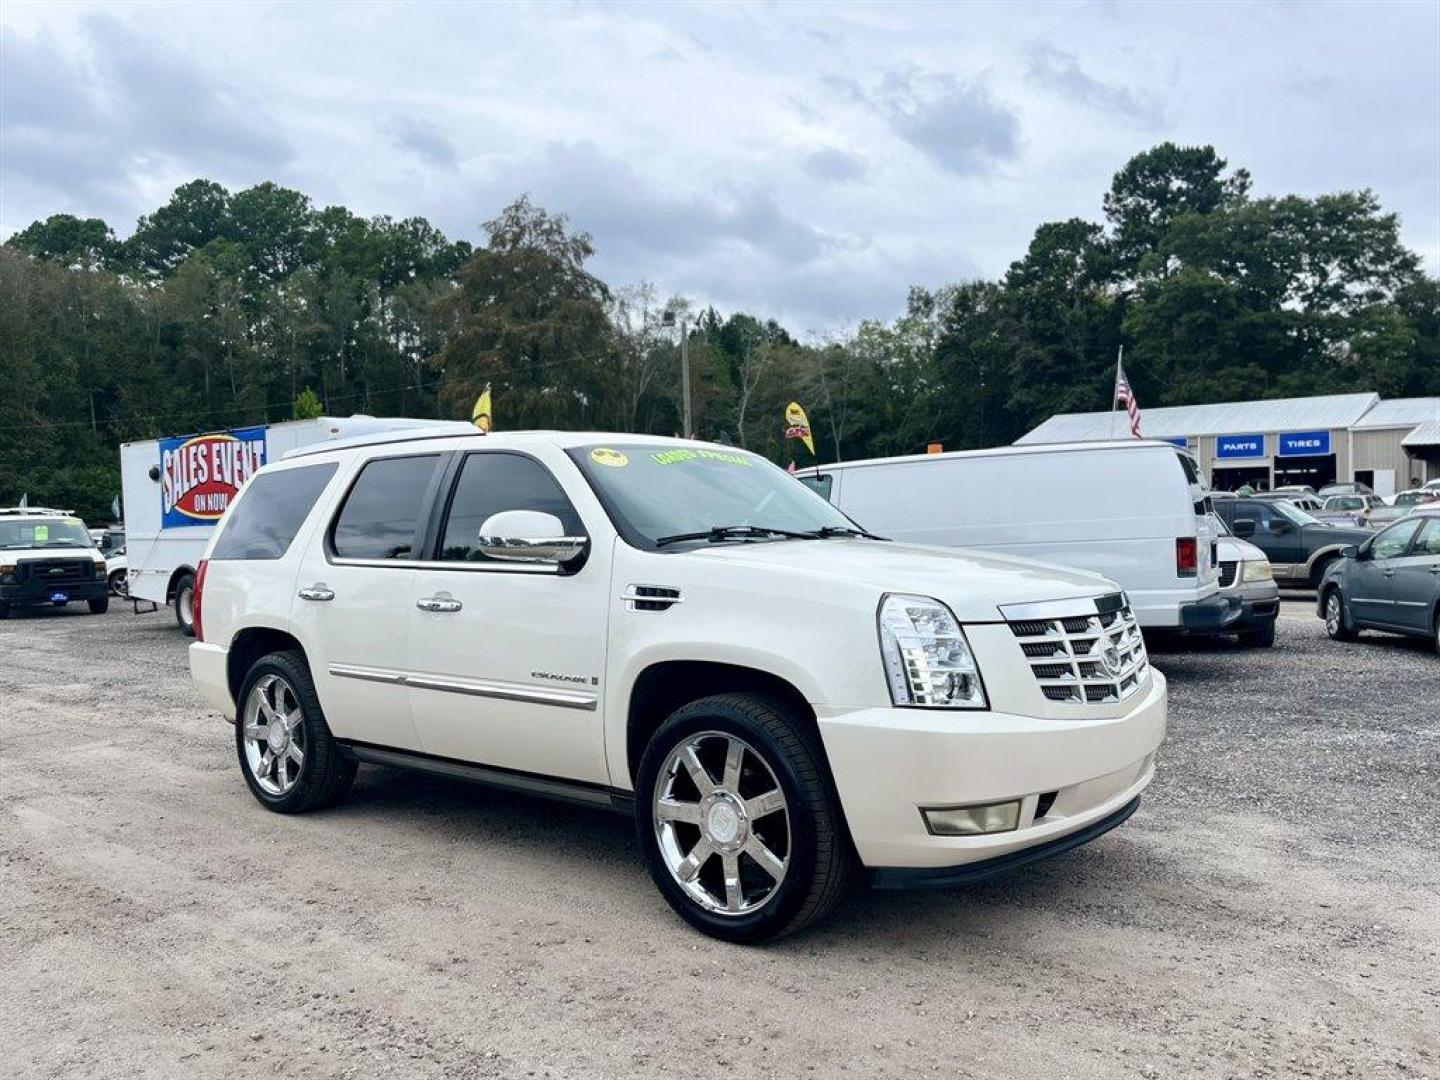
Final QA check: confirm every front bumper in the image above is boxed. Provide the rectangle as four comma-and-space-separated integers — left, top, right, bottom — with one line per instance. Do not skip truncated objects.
817, 670, 1166, 870
0, 578, 108, 605
1228, 582, 1279, 631
1178, 592, 1244, 633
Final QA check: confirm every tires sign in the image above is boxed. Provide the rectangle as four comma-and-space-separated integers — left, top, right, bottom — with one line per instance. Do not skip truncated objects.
159, 427, 267, 529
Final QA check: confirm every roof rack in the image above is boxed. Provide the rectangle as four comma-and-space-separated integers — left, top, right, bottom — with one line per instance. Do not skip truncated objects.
0, 507, 74, 516
283, 423, 481, 460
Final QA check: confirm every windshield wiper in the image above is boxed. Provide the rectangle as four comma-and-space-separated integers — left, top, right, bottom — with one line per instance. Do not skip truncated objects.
803, 525, 888, 541
654, 525, 817, 547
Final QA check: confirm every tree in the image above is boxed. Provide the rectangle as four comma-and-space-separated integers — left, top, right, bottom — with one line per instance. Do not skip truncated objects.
7, 214, 118, 268
126, 179, 231, 279
293, 388, 324, 419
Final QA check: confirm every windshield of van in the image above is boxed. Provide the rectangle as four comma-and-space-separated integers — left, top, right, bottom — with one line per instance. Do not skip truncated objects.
1272, 500, 1323, 527
0, 517, 95, 550
569, 443, 864, 548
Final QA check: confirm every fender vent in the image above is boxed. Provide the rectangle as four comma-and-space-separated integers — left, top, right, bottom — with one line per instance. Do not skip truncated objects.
623, 585, 682, 612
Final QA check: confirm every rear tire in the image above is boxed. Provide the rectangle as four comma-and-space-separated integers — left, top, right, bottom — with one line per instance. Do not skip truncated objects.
173, 572, 196, 637
235, 651, 356, 814
635, 693, 853, 944
1238, 623, 1275, 648
1323, 588, 1356, 641
88, 596, 109, 614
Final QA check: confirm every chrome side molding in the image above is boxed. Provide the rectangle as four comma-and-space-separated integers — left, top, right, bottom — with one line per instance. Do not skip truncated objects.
328, 664, 597, 711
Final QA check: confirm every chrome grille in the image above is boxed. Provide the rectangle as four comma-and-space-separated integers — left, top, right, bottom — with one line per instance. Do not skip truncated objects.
1007, 597, 1148, 706
1218, 561, 1238, 588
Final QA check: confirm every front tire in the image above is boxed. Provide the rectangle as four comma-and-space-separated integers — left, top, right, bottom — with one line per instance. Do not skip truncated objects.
109, 570, 128, 598
1324, 589, 1357, 641
88, 596, 109, 614
236, 651, 356, 814
635, 693, 852, 944
173, 572, 196, 636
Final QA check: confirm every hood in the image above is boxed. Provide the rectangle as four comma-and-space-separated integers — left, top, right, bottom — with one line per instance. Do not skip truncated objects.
686, 538, 1119, 621
1217, 535, 1266, 563
1307, 521, 1373, 542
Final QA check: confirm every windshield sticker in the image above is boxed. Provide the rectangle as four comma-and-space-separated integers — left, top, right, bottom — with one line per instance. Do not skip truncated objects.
590, 447, 630, 468
34, 525, 49, 542
652, 448, 753, 467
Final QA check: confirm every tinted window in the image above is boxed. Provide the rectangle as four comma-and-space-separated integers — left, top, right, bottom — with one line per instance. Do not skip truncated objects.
1415, 519, 1440, 556
211, 464, 337, 560
332, 455, 440, 560
438, 453, 583, 562
1371, 519, 1422, 560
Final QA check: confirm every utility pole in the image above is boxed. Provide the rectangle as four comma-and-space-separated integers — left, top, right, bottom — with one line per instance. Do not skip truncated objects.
663, 309, 694, 438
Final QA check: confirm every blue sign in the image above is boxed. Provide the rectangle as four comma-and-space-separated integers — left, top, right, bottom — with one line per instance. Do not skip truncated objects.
159, 427, 267, 529
1216, 433, 1265, 459
1277, 430, 1331, 457
1161, 437, 1189, 449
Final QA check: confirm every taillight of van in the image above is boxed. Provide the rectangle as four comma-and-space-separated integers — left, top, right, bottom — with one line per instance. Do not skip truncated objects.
193, 559, 209, 642
1175, 537, 1198, 578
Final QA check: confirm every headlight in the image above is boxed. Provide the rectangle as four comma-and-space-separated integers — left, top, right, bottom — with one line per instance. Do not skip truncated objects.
0, 563, 14, 583
1240, 560, 1273, 583
877, 593, 987, 709
96, 561, 107, 577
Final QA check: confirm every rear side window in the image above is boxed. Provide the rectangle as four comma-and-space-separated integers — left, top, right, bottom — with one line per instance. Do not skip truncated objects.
332, 455, 441, 560
210, 463, 337, 561
437, 453, 583, 562
797, 473, 833, 502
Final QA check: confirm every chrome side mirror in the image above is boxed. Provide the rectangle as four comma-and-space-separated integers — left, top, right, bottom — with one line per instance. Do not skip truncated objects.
475, 510, 588, 565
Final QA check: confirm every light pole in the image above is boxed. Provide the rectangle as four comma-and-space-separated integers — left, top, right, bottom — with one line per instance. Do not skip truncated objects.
661, 309, 693, 439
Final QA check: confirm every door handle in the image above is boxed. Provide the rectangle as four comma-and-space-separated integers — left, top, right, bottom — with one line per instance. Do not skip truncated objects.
1381, 569, 1395, 577
1429, 565, 1440, 575
416, 595, 463, 613
298, 584, 335, 601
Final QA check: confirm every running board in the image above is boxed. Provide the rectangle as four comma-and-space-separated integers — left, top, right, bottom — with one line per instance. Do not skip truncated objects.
338, 742, 635, 815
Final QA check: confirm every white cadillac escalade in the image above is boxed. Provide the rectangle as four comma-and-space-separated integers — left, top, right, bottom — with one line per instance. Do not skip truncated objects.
188, 430, 1166, 943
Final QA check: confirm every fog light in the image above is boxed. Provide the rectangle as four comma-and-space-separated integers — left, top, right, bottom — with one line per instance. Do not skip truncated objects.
921, 800, 1021, 836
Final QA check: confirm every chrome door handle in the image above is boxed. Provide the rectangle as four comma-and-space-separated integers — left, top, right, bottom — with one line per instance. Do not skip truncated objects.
1429, 565, 1440, 575
416, 595, 463, 613
298, 584, 335, 601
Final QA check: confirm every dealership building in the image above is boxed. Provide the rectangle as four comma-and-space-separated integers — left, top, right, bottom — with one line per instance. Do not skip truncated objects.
1017, 393, 1440, 495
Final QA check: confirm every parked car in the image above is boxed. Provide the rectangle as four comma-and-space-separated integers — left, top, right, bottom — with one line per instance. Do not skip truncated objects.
188, 431, 1168, 943
1366, 490, 1440, 528
1318, 481, 1375, 498
1212, 497, 1370, 588
1319, 509, 1440, 654
1254, 492, 1324, 512
1272, 485, 1317, 497
1316, 494, 1385, 527
0, 507, 110, 618
795, 441, 1235, 635
1212, 515, 1279, 647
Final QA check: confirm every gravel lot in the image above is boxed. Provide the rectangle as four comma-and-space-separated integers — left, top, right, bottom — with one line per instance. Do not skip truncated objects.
2, 601, 1436, 1079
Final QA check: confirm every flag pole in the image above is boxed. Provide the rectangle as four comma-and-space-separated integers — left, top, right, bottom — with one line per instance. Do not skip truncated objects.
1111, 345, 1123, 440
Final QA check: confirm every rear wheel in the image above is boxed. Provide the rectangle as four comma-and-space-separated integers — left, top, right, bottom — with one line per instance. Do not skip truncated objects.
1324, 589, 1356, 641
236, 651, 356, 814
173, 572, 196, 636
88, 596, 109, 614
636, 693, 852, 944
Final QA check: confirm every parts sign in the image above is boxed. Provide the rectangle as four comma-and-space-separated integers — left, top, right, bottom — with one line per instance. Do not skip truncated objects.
159, 427, 267, 528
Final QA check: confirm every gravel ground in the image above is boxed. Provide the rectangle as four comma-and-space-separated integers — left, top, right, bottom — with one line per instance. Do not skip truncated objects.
2, 600, 1437, 1079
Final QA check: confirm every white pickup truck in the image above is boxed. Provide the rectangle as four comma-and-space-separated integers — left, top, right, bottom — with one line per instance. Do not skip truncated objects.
189, 431, 1167, 942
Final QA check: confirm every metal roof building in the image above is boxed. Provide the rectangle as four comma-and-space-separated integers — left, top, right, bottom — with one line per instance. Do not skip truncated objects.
1016, 393, 1440, 495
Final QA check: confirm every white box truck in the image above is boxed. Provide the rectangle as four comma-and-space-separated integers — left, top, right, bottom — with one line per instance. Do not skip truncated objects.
796, 440, 1239, 635
120, 416, 474, 633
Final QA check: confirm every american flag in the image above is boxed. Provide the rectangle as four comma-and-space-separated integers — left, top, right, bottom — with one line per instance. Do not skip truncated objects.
1114, 353, 1142, 438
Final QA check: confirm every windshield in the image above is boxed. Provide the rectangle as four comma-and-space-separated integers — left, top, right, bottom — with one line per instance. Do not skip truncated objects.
1326, 497, 1362, 511
569, 443, 859, 548
0, 517, 95, 550
1272, 500, 1322, 527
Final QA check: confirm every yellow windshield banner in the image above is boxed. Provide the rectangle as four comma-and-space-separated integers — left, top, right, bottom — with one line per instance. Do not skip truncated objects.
472, 385, 493, 433
784, 401, 815, 456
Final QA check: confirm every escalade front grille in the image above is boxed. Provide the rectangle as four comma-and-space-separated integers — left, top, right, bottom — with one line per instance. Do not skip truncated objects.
1218, 561, 1238, 588
1004, 594, 1149, 706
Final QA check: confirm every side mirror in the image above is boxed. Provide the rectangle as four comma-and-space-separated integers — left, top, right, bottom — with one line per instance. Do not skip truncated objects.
475, 510, 588, 565
1339, 545, 1359, 560
1232, 519, 1256, 538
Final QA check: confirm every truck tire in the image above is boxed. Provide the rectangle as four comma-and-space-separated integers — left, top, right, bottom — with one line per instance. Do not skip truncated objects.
635, 693, 853, 944
173, 572, 196, 636
235, 650, 356, 814
1238, 624, 1275, 648
88, 596, 110, 615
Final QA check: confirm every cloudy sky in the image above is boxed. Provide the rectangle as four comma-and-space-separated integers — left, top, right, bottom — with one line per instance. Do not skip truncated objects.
2, 1, 1436, 333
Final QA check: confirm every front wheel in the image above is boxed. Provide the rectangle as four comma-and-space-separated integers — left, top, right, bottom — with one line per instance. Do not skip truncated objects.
1238, 623, 1275, 648
236, 651, 356, 814
108, 570, 129, 598
173, 572, 196, 636
635, 694, 852, 944
1324, 589, 1357, 641
88, 596, 109, 614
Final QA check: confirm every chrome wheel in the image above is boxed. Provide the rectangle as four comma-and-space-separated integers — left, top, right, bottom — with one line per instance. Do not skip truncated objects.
653, 731, 790, 917
242, 674, 305, 796
109, 571, 128, 598
178, 586, 194, 628
1325, 593, 1343, 637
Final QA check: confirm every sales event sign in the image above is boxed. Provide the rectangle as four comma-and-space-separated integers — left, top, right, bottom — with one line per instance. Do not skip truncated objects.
1277, 430, 1331, 457
160, 427, 266, 528
1216, 433, 1265, 459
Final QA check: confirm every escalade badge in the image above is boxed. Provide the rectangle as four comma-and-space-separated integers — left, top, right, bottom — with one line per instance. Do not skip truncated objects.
1100, 643, 1123, 677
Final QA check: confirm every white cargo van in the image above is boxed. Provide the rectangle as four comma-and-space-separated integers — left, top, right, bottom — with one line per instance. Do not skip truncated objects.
121, 416, 474, 633
797, 440, 1238, 635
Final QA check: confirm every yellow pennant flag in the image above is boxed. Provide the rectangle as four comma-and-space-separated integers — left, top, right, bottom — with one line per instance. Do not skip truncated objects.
472, 384, 493, 432
784, 401, 815, 456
